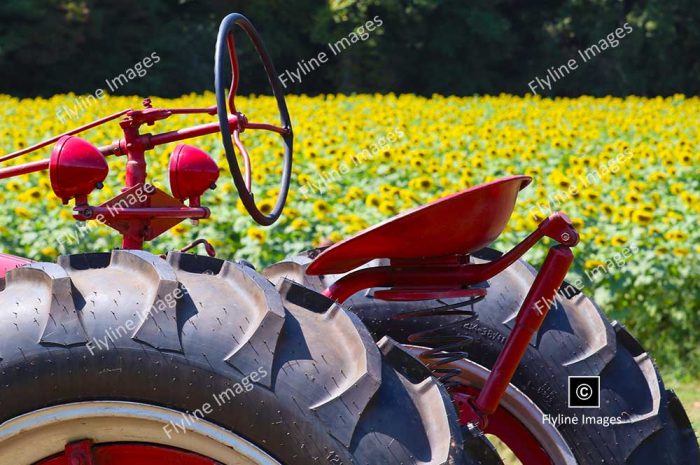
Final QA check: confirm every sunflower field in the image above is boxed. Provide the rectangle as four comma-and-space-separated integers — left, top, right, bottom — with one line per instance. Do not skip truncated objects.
1, 93, 698, 373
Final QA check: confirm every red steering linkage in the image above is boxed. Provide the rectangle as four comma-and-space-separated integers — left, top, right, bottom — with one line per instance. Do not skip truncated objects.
319, 212, 579, 428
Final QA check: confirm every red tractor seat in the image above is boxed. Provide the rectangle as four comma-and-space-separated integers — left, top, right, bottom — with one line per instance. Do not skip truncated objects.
307, 175, 532, 275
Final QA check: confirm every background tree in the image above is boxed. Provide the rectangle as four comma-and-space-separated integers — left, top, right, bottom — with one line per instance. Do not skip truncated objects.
0, 0, 698, 97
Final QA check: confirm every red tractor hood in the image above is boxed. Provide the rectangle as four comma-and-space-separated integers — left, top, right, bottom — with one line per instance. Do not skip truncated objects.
0, 252, 32, 278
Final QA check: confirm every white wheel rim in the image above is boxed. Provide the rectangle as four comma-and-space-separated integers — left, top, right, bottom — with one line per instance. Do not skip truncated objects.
405, 345, 577, 465
0, 401, 282, 465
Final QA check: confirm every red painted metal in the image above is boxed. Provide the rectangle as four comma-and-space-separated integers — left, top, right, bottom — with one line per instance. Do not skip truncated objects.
314, 196, 578, 434
180, 238, 217, 257
0, 14, 588, 459
163, 105, 218, 115
73, 184, 209, 243
452, 389, 554, 465
169, 144, 220, 203
0, 14, 292, 249
62, 439, 95, 465
373, 287, 487, 301
49, 136, 109, 204
37, 439, 220, 465
0, 117, 282, 182
227, 33, 240, 114
147, 116, 238, 149
245, 122, 288, 134
120, 122, 148, 249
0, 98, 282, 250
232, 127, 252, 190
81, 206, 210, 220
0, 159, 50, 180
320, 211, 577, 303
0, 252, 32, 278
307, 176, 532, 275
473, 245, 574, 418
0, 109, 129, 164
0, 12, 289, 253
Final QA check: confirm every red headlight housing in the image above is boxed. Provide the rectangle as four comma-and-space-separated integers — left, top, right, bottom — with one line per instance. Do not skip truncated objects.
50, 136, 109, 204
169, 144, 220, 206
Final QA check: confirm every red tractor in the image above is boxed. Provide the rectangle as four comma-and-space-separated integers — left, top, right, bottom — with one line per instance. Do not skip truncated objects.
0, 13, 696, 465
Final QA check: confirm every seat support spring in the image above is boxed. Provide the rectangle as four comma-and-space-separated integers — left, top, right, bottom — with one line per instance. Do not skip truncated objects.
397, 295, 484, 389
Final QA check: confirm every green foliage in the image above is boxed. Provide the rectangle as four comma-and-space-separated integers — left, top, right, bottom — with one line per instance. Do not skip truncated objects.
567, 248, 700, 378
2, 92, 697, 374
0, 0, 697, 374
1, 0, 700, 96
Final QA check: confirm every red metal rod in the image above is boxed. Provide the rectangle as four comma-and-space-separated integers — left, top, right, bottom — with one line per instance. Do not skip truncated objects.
98, 142, 123, 156
0, 109, 130, 163
179, 238, 217, 257
96, 116, 239, 157
375, 287, 486, 302
323, 267, 395, 302
246, 122, 289, 134
81, 206, 210, 220
0, 143, 123, 179
232, 128, 252, 189
123, 227, 145, 250
166, 106, 218, 115
322, 213, 579, 303
227, 33, 239, 113
120, 122, 148, 250
0, 159, 50, 179
474, 245, 574, 417
147, 115, 239, 148
323, 232, 545, 303
452, 388, 554, 465
324, 264, 526, 304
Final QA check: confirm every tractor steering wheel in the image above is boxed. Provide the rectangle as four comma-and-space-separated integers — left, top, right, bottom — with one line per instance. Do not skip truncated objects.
215, 13, 293, 226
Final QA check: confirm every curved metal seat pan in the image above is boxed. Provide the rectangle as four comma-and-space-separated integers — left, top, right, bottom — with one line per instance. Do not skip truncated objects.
307, 175, 532, 275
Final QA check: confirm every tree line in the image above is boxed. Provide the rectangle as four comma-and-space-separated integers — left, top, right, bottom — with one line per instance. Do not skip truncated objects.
1, 0, 698, 97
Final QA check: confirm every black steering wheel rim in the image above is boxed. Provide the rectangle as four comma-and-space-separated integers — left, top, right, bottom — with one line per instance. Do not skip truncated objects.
215, 12, 293, 226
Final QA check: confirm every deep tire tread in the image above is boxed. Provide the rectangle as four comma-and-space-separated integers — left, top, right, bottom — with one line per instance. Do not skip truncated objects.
111, 249, 184, 353
7, 262, 89, 347
0, 251, 467, 465
265, 249, 700, 465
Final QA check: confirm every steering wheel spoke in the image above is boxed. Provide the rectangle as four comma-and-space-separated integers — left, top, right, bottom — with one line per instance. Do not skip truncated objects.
215, 13, 293, 226
226, 33, 239, 114
244, 122, 290, 135
232, 128, 252, 190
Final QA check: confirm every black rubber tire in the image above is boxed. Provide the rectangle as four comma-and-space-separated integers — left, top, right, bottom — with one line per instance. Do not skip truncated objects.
265, 248, 700, 465
0, 250, 469, 465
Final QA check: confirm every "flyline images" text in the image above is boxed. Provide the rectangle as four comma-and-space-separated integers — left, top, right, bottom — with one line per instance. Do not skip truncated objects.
528, 23, 633, 95
279, 16, 383, 88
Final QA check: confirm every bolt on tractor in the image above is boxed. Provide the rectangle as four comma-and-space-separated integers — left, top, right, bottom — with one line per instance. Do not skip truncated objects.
0, 12, 697, 465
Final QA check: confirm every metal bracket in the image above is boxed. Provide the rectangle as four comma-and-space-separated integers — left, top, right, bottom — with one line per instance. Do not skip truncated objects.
64, 440, 95, 465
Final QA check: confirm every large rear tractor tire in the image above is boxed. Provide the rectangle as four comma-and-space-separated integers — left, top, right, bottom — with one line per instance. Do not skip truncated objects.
0, 250, 471, 465
265, 248, 699, 465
